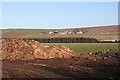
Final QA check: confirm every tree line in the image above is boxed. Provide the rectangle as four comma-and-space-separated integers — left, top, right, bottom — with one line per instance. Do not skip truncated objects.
32, 37, 99, 43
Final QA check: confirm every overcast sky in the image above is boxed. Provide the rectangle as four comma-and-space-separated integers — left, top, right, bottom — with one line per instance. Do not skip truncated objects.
2, 2, 118, 29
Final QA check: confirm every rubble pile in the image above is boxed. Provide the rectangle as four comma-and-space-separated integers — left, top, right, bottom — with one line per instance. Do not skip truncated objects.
94, 50, 120, 57
2, 39, 75, 60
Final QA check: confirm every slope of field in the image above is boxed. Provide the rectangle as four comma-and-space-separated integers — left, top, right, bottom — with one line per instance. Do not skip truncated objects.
43, 43, 119, 53
2, 25, 119, 41
75, 25, 119, 33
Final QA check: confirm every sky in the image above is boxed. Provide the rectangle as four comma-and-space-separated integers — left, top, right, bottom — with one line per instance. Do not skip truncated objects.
2, 2, 118, 29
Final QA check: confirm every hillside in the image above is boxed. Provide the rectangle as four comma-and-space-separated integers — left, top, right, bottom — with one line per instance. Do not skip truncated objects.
74, 25, 119, 33
1, 25, 119, 41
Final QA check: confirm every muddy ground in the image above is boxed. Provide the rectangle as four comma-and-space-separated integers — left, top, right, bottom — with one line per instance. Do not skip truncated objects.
2, 50, 120, 80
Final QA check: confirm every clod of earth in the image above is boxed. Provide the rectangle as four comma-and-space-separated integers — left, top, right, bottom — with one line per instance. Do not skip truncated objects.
1, 39, 75, 60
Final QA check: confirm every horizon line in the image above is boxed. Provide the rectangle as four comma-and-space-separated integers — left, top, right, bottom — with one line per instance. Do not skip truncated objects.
1, 24, 119, 29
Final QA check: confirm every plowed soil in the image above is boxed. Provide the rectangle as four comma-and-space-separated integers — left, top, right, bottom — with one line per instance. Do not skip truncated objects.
2, 50, 120, 80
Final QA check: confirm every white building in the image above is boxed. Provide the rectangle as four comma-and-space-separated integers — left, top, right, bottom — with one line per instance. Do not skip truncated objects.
76, 31, 83, 34
48, 32, 54, 34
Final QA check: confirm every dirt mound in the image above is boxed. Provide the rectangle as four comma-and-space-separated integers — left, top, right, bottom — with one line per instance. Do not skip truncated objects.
2, 39, 75, 60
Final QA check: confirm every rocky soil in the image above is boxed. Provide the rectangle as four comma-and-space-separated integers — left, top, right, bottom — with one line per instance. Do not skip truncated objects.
2, 50, 120, 79
1, 39, 120, 79
2, 39, 74, 60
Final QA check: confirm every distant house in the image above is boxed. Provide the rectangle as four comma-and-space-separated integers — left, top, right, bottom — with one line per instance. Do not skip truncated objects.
77, 31, 83, 34
48, 31, 59, 34
59, 31, 66, 34
54, 31, 59, 34
73, 28, 83, 34
58, 31, 72, 34
48, 32, 54, 34
48, 30, 72, 35
67, 31, 72, 34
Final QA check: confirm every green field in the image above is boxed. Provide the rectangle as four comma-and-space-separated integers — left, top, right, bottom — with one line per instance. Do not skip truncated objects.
42, 43, 119, 53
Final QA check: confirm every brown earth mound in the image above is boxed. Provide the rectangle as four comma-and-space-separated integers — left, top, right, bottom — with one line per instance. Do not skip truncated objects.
2, 39, 75, 60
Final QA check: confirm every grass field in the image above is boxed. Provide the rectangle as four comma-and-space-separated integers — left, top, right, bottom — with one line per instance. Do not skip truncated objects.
42, 43, 119, 53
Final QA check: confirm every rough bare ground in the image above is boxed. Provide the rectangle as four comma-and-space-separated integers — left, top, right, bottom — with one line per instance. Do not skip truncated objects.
1, 39, 120, 80
2, 50, 120, 80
